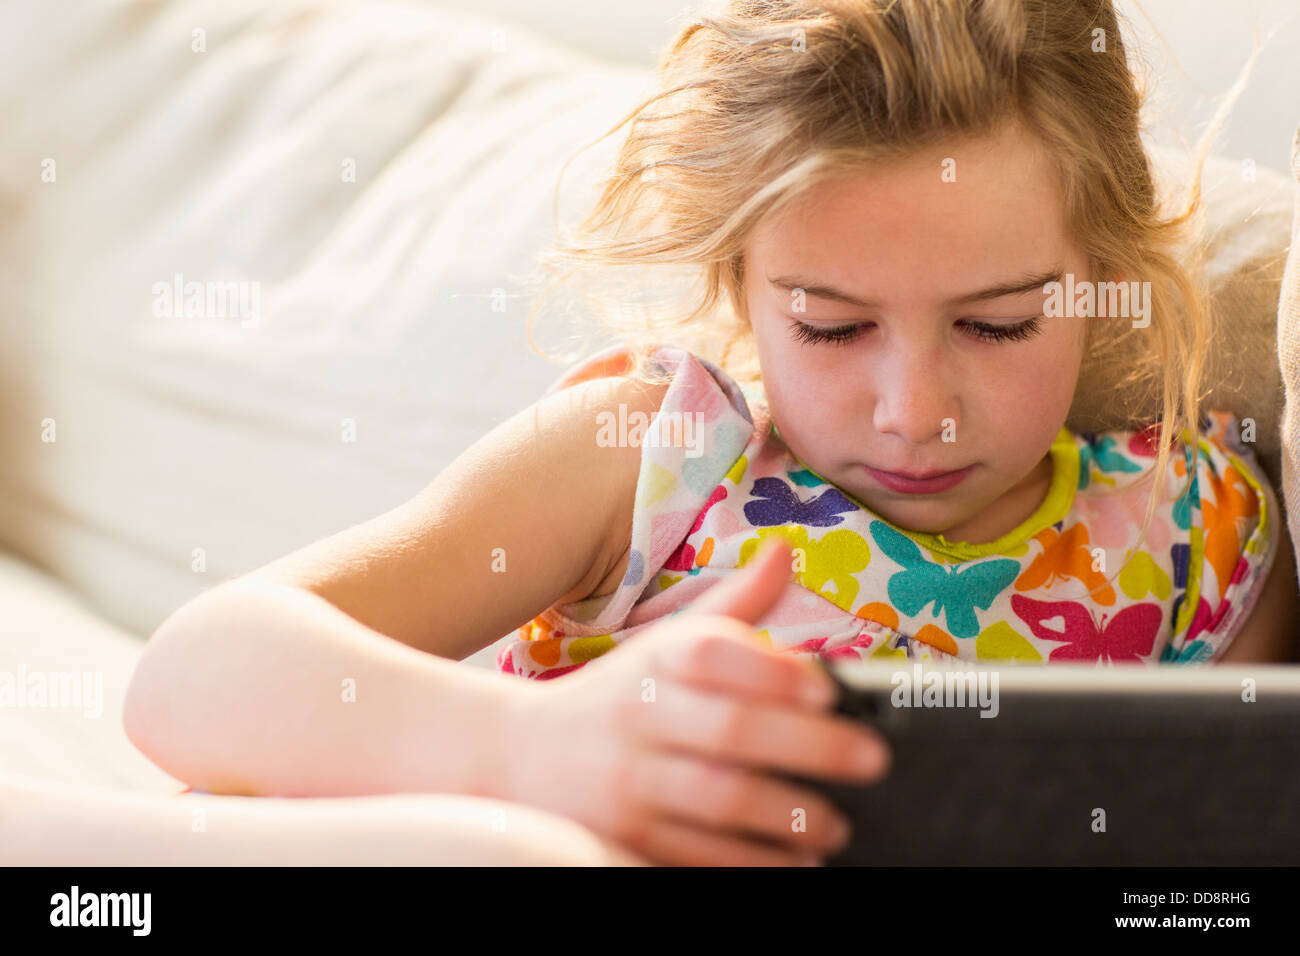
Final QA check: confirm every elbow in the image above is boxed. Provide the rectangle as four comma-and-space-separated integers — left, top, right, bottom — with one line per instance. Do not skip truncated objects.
123, 598, 203, 764
122, 579, 247, 766
122, 631, 178, 761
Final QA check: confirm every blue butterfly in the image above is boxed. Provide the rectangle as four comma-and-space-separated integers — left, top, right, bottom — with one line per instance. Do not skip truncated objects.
1172, 469, 1199, 531
787, 469, 825, 488
869, 522, 1019, 639
1078, 435, 1142, 490
1161, 637, 1213, 664
743, 476, 859, 527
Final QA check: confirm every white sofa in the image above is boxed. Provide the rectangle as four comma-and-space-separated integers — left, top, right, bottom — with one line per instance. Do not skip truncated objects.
0, 0, 1296, 795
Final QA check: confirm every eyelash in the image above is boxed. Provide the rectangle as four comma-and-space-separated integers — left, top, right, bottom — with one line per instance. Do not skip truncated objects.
788, 317, 1044, 347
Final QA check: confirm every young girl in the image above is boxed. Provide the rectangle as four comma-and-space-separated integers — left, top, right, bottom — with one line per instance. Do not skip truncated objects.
123, 0, 1296, 866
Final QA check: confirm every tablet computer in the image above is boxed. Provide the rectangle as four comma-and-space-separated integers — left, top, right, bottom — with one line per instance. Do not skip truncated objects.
791, 658, 1300, 866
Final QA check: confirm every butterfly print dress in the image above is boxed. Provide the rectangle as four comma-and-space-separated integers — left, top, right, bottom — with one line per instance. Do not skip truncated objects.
499, 345, 1278, 678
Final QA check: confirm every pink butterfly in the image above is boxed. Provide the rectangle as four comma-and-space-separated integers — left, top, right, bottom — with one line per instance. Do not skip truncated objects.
1011, 594, 1161, 663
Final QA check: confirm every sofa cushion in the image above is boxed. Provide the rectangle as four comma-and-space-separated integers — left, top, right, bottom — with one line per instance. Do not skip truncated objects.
0, 0, 647, 638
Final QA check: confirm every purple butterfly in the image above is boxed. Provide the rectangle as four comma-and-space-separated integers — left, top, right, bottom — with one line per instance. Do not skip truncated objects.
743, 476, 859, 527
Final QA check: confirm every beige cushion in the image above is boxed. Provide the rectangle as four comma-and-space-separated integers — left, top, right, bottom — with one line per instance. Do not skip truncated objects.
1278, 127, 1300, 567
0, 0, 644, 639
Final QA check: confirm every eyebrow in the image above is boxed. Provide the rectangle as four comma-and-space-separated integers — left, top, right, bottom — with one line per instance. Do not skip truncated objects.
767, 269, 1065, 308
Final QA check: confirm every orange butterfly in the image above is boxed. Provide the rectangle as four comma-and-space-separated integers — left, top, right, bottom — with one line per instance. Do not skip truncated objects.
1201, 464, 1258, 601
1015, 522, 1116, 605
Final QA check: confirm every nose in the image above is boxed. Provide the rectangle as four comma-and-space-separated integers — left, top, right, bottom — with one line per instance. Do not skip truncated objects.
871, 338, 959, 446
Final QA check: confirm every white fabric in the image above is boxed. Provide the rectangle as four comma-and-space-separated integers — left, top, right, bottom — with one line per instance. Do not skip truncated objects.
0, 0, 652, 641
0, 547, 182, 791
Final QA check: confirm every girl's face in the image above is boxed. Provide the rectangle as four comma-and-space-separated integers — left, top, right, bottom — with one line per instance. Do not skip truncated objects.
742, 119, 1090, 544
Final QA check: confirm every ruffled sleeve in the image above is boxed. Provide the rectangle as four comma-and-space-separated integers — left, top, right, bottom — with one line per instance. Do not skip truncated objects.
498, 343, 761, 678
1163, 411, 1280, 662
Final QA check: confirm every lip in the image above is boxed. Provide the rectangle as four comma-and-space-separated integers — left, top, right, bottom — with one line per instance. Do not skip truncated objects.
861, 464, 975, 495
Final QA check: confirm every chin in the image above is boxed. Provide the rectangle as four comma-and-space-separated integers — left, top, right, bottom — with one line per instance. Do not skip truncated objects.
865, 500, 967, 535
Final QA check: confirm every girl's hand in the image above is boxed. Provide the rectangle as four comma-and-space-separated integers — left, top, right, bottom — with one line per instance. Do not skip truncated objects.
499, 536, 891, 866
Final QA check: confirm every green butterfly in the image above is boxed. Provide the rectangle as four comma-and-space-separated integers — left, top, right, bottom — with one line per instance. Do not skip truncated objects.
869, 522, 1020, 639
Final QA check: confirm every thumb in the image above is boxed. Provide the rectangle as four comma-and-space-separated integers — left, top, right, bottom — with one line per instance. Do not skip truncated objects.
685, 534, 794, 626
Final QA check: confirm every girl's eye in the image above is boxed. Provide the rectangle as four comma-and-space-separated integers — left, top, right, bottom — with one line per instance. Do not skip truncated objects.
788, 316, 1045, 347
958, 316, 1044, 343
788, 320, 868, 347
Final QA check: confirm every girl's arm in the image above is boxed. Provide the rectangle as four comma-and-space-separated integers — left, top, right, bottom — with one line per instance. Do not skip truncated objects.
123, 375, 668, 798
0, 774, 647, 865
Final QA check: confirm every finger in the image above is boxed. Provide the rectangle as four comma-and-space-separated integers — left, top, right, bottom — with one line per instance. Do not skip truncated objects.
637, 677, 891, 784
653, 620, 838, 710
631, 815, 819, 866
686, 533, 794, 625
625, 748, 851, 857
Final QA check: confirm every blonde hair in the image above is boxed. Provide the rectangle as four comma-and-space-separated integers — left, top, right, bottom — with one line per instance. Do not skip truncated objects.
528, 0, 1234, 540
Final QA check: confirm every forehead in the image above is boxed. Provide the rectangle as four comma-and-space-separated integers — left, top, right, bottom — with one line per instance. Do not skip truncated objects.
747, 122, 1076, 302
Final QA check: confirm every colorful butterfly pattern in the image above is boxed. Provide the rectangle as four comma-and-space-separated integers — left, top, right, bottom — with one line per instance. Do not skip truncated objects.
500, 348, 1276, 678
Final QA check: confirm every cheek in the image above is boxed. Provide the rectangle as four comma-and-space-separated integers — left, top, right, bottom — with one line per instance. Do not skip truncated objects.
759, 349, 851, 449
978, 344, 1079, 449
997, 320, 1082, 396
996, 353, 1077, 403
764, 356, 828, 423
